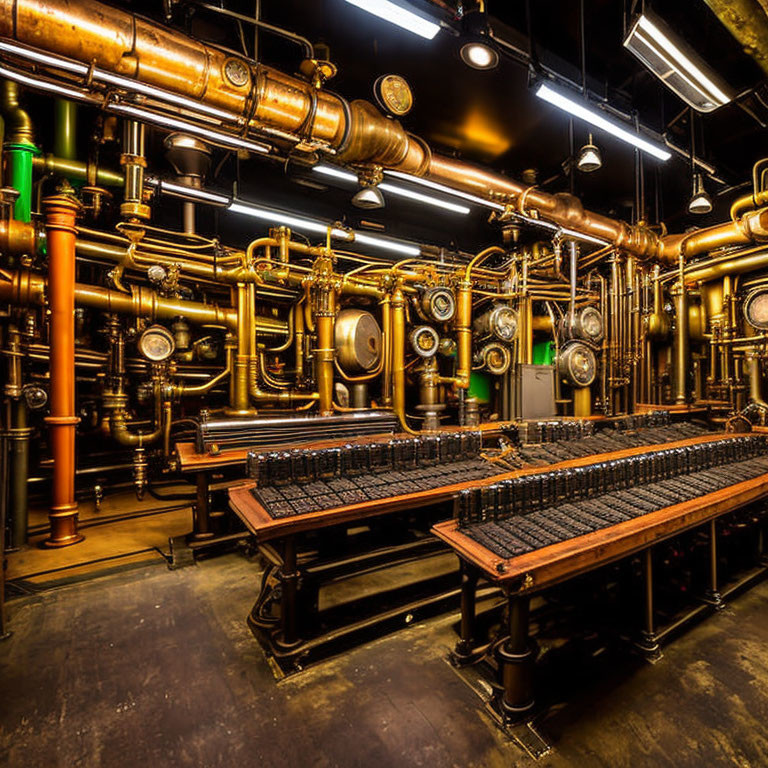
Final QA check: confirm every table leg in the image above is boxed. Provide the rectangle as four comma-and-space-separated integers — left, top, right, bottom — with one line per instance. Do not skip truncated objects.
704, 519, 724, 609
497, 593, 535, 722
637, 547, 661, 660
452, 559, 479, 664
192, 471, 214, 540
275, 536, 302, 651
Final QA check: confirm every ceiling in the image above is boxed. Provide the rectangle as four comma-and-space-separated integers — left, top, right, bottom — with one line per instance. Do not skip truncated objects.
123, 0, 768, 254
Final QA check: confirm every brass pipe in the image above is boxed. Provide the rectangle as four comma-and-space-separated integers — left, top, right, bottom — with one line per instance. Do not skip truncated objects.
33, 154, 123, 187
314, 286, 336, 416
43, 193, 83, 547
294, 298, 305, 384
380, 294, 392, 407
674, 251, 690, 405
391, 286, 408, 430
573, 386, 592, 417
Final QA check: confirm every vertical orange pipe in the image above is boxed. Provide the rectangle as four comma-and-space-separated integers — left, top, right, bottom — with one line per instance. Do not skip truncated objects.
44, 193, 84, 547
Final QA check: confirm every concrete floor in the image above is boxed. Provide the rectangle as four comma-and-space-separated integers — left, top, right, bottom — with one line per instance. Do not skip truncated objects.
3, 553, 768, 768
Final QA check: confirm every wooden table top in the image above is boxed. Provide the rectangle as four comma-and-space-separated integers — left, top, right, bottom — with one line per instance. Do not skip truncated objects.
228, 431, 740, 544
432, 470, 768, 594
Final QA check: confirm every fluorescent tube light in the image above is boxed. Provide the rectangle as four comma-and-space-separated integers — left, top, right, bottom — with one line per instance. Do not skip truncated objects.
352, 232, 421, 256
0, 64, 92, 101
109, 103, 270, 154
344, 0, 441, 40
227, 201, 422, 256
384, 170, 506, 211
535, 82, 671, 161
313, 164, 470, 214
378, 183, 470, 214
624, 14, 731, 112
0, 39, 238, 121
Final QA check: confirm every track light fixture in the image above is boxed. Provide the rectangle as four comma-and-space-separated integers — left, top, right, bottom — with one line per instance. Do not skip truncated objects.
352, 185, 386, 210
576, 134, 602, 173
458, 8, 498, 70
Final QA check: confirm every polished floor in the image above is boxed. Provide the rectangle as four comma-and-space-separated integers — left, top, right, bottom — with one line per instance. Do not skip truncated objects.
3, 551, 768, 767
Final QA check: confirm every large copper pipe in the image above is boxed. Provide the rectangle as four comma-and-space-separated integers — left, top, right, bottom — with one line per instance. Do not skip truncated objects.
43, 194, 83, 546
0, 0, 657, 259
314, 287, 336, 416
4, 0, 768, 264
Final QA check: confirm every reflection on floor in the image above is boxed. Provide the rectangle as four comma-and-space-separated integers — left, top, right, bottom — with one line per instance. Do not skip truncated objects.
3, 551, 768, 767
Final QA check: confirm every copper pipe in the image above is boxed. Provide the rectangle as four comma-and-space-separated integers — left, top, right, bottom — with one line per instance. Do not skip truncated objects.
43, 194, 83, 547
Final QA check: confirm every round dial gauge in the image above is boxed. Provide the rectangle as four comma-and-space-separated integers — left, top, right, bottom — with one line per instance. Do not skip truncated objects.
558, 341, 597, 387
374, 74, 414, 116
744, 289, 768, 330
577, 306, 604, 342
138, 325, 176, 362
409, 325, 440, 358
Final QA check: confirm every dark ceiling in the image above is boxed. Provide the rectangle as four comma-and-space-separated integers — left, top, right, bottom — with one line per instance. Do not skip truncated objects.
122, 0, 768, 254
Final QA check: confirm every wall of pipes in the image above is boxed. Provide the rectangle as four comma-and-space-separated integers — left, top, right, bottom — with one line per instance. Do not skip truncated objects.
0, 0, 767, 548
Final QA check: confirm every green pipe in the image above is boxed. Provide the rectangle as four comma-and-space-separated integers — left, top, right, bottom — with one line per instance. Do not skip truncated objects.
6, 143, 37, 222
1, 81, 38, 222
54, 99, 77, 161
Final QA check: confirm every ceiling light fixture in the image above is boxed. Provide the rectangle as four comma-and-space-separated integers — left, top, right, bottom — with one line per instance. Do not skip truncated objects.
460, 42, 499, 70
458, 7, 499, 70
313, 164, 470, 214
534, 81, 671, 161
688, 173, 712, 215
352, 185, 385, 209
624, 13, 731, 112
576, 133, 602, 172
343, 0, 441, 40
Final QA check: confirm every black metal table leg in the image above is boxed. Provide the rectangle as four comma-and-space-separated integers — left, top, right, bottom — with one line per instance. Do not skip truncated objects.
497, 593, 535, 722
452, 559, 479, 665
704, 519, 724, 609
637, 547, 661, 660
275, 536, 302, 652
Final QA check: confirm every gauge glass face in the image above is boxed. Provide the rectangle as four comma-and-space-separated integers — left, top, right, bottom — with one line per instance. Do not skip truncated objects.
139, 329, 174, 362
428, 289, 455, 322
568, 344, 596, 386
580, 307, 603, 340
411, 326, 439, 357
746, 291, 768, 329
491, 306, 518, 341
483, 343, 510, 374
374, 74, 413, 116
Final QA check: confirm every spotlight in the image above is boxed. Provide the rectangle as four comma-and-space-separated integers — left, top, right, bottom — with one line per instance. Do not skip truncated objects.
352, 185, 385, 209
688, 173, 712, 215
458, 9, 498, 70
460, 41, 498, 70
576, 134, 602, 173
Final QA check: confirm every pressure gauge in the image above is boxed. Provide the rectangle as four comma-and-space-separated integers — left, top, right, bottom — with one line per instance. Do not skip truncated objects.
558, 341, 597, 387
138, 325, 176, 362
478, 342, 511, 375
744, 289, 768, 330
420, 286, 455, 323
575, 306, 604, 342
373, 74, 413, 116
473, 304, 518, 342
410, 325, 440, 358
